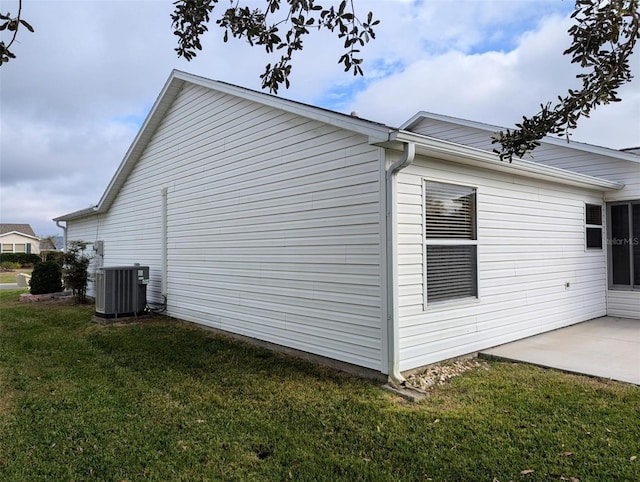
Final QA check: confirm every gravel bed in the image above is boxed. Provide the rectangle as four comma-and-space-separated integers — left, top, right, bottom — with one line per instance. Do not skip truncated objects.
404, 357, 488, 392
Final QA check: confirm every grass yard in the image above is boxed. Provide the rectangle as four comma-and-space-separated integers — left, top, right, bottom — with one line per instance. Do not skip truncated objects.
1, 290, 638, 481
0, 269, 32, 284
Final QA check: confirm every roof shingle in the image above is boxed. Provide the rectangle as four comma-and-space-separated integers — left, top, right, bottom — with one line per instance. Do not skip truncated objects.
0, 224, 37, 237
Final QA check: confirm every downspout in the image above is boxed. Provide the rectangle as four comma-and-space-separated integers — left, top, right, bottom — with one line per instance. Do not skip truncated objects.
161, 188, 168, 299
385, 141, 416, 385
55, 220, 67, 252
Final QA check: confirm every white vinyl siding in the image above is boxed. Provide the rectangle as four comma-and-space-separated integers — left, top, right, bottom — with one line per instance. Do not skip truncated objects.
0, 236, 37, 254
406, 117, 640, 200
67, 83, 384, 371
406, 117, 640, 324
396, 154, 607, 370
606, 290, 640, 318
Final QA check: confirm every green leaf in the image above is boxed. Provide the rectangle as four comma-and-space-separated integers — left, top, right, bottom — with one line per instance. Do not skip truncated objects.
19, 19, 34, 33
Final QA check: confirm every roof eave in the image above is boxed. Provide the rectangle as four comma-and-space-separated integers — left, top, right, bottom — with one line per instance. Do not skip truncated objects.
404, 111, 640, 164
386, 130, 624, 191
53, 206, 98, 222
0, 231, 42, 241
172, 71, 394, 139
96, 72, 187, 213
57, 70, 394, 222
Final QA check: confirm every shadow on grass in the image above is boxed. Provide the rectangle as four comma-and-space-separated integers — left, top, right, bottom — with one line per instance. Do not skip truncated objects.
86, 319, 358, 389
2, 291, 639, 482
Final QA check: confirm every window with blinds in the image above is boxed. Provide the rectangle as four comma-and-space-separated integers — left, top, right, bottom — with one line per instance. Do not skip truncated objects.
424, 180, 478, 303
585, 204, 603, 249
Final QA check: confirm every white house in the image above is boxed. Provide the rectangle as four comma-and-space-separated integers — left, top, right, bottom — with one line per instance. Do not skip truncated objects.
54, 70, 639, 381
0, 224, 50, 255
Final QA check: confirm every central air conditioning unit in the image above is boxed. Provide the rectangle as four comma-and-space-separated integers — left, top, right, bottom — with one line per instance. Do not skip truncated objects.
95, 266, 149, 318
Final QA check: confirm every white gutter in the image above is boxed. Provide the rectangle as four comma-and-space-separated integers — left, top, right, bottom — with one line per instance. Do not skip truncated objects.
390, 131, 624, 191
385, 141, 415, 385
55, 220, 67, 252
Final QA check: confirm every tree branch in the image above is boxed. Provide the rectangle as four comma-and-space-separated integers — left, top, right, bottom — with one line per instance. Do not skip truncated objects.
0, 0, 35, 66
493, 0, 639, 161
172, 0, 378, 93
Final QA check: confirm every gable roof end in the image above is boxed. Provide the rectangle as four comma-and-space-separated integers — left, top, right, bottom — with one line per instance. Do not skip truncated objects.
54, 70, 394, 222
0, 224, 37, 237
55, 71, 629, 223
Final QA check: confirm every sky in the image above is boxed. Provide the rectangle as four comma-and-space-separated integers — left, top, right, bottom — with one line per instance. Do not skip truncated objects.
1, 0, 639, 237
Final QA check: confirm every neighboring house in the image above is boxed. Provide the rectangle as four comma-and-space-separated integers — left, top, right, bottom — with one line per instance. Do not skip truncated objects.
54, 70, 640, 381
0, 224, 45, 255
50, 235, 65, 251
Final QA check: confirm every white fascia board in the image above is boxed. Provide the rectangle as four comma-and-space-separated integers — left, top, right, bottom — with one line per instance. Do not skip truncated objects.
402, 111, 640, 164
389, 130, 624, 191
401, 110, 503, 133
96, 73, 186, 213
172, 70, 393, 139
55, 72, 185, 222
53, 206, 98, 222
0, 231, 41, 241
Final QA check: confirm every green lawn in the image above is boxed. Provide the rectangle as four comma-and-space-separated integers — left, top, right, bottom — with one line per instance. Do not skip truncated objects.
1, 290, 638, 481
0, 269, 32, 284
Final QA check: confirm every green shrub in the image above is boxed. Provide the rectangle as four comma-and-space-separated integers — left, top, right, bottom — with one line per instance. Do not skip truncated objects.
63, 241, 91, 302
0, 253, 40, 267
30, 261, 63, 294
42, 250, 64, 265
0, 261, 20, 270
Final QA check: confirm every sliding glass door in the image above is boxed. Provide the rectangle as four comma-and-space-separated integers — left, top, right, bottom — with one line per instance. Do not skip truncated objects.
608, 201, 640, 290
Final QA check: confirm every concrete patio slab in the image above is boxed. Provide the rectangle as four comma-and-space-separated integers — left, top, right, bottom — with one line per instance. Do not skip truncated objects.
479, 317, 640, 385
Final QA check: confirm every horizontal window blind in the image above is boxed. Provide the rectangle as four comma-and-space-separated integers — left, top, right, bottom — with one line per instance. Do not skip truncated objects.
585, 204, 602, 225
424, 180, 478, 304
427, 245, 477, 302
425, 181, 476, 239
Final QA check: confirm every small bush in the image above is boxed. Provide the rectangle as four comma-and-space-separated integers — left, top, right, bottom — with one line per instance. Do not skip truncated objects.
0, 261, 20, 271
30, 261, 63, 294
0, 253, 40, 267
42, 251, 64, 265
63, 241, 91, 302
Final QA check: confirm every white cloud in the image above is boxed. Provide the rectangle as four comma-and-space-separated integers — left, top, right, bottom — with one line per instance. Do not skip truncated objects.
1, 1, 638, 236
346, 13, 639, 148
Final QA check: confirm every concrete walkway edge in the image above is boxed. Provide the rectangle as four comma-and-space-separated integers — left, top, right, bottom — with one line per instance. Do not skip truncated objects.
479, 317, 640, 385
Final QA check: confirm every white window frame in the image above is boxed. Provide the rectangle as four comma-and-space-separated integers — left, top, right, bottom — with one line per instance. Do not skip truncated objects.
585, 203, 603, 250
422, 178, 479, 308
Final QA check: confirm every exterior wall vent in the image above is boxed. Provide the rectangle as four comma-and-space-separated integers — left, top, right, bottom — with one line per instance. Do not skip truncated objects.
95, 266, 149, 318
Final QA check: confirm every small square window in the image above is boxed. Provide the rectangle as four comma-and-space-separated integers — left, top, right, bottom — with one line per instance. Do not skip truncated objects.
585, 204, 602, 249
586, 204, 602, 226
